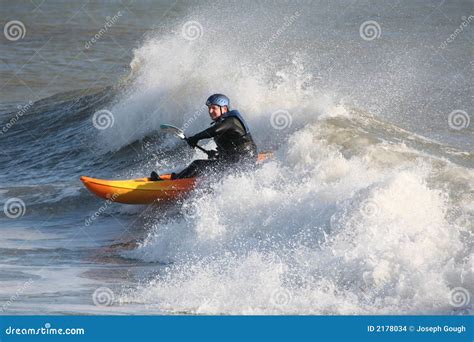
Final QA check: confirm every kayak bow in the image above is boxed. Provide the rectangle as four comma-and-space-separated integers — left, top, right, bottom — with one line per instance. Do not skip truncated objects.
80, 175, 196, 204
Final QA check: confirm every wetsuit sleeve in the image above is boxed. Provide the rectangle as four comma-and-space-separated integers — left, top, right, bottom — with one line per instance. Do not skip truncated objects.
191, 118, 239, 140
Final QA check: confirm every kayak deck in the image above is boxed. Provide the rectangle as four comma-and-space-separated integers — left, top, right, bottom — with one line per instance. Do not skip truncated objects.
80, 175, 197, 204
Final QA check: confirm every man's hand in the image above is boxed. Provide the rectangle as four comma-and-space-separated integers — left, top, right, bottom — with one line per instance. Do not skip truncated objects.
207, 150, 218, 160
186, 136, 199, 148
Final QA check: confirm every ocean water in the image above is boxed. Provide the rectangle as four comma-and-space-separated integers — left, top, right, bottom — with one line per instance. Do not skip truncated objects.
0, 0, 472, 315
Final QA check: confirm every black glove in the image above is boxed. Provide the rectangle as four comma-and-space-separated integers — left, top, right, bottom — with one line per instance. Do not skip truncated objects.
186, 136, 199, 148
207, 150, 218, 160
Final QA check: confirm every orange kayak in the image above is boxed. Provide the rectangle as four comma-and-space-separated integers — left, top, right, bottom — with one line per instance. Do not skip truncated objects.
80, 174, 197, 204
81, 152, 273, 204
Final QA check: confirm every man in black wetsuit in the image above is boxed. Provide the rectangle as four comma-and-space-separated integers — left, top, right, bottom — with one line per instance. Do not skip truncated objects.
150, 94, 257, 180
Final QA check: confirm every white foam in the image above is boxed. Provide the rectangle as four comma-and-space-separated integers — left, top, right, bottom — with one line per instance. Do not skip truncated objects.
98, 25, 341, 153
121, 121, 473, 314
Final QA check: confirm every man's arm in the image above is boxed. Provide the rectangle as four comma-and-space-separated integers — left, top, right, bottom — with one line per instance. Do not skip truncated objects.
192, 123, 220, 140
186, 121, 219, 147
188, 117, 240, 144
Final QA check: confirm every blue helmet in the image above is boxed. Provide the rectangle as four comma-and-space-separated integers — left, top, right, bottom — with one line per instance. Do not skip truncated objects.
206, 94, 230, 108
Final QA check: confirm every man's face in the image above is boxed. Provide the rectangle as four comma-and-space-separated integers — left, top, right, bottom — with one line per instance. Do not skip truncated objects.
208, 104, 227, 121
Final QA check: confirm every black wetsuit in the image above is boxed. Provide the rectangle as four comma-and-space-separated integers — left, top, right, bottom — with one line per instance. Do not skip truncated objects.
175, 110, 257, 179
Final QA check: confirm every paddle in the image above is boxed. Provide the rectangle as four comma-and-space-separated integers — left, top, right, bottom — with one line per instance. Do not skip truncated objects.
160, 124, 211, 156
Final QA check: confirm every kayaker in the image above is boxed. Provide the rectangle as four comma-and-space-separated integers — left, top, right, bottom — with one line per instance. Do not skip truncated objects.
150, 94, 257, 180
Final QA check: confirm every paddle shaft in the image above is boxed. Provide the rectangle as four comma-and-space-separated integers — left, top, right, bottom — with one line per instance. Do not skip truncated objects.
160, 124, 211, 156
193, 143, 210, 155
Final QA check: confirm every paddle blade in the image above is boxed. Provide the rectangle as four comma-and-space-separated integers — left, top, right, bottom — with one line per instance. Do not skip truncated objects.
160, 124, 186, 140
